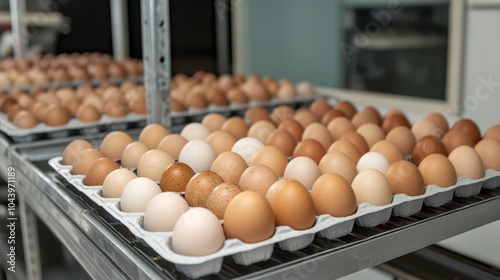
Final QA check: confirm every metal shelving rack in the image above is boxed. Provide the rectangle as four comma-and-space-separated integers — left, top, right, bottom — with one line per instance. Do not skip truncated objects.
2, 0, 500, 279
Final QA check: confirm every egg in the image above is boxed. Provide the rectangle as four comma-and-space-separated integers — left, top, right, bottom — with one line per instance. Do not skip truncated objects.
210, 151, 248, 184
63, 97, 81, 116
76, 104, 101, 123
265, 179, 315, 230
448, 146, 484, 179
351, 169, 393, 206
227, 88, 249, 104
222, 116, 249, 140
62, 139, 93, 165
251, 145, 288, 177
184, 171, 224, 207
247, 121, 276, 144
370, 140, 404, 164
296, 81, 315, 97
136, 149, 175, 182
357, 152, 390, 173
327, 117, 355, 141
484, 125, 500, 142
13, 110, 38, 129
318, 151, 358, 184
277, 81, 297, 101
120, 141, 149, 169
239, 164, 278, 197
334, 100, 357, 119
425, 113, 449, 134
206, 130, 236, 155
302, 123, 333, 150
385, 160, 425, 196
44, 105, 71, 126
270, 105, 294, 125
139, 124, 170, 149
474, 138, 500, 171
340, 131, 370, 155
356, 123, 385, 148
104, 98, 129, 118
101, 169, 137, 198
31, 102, 48, 122
265, 129, 297, 157
241, 80, 270, 101
321, 109, 345, 126
156, 134, 187, 159
385, 126, 417, 156
309, 98, 332, 119
452, 119, 482, 145
120, 177, 162, 212
442, 129, 474, 154
311, 173, 357, 217
143, 192, 189, 232
178, 140, 216, 173
284, 156, 321, 190
278, 118, 304, 142
231, 137, 264, 165
327, 139, 361, 164
411, 118, 444, 141
223, 191, 275, 243
180, 122, 211, 141
83, 158, 120, 186
201, 113, 226, 132
205, 183, 242, 219
293, 139, 327, 165
100, 131, 133, 159
418, 154, 457, 187
412, 135, 448, 166
71, 148, 104, 175
244, 106, 272, 125
172, 208, 225, 256
381, 113, 411, 134
159, 162, 195, 192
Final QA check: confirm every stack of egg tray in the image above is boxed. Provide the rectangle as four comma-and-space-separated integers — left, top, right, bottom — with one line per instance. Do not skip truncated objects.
48, 157, 500, 279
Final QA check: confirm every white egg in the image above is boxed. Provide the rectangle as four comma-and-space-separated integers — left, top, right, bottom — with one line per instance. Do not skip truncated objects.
120, 177, 162, 212
180, 122, 211, 141
284, 156, 321, 190
143, 192, 189, 232
357, 152, 390, 173
231, 137, 264, 165
178, 140, 216, 173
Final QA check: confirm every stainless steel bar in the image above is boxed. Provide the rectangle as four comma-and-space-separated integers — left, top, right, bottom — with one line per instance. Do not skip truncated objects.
9, 0, 27, 59
110, 0, 130, 59
141, 0, 171, 127
19, 199, 41, 280
214, 0, 231, 74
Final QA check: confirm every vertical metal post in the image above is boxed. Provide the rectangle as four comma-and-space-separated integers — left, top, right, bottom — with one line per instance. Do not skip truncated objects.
141, 0, 171, 127
214, 0, 231, 74
9, 0, 27, 59
110, 0, 130, 59
20, 198, 42, 280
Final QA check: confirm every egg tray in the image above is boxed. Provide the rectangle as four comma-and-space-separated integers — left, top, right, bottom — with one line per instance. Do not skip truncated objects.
170, 94, 326, 125
48, 157, 500, 279
0, 112, 147, 143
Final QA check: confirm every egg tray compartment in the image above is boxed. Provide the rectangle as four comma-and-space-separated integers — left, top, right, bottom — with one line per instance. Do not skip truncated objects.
170, 95, 324, 125
0, 112, 147, 143
48, 157, 500, 279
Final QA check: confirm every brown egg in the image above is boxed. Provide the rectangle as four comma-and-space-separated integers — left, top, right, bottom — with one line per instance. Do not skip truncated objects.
128, 97, 147, 114
278, 118, 304, 141
71, 148, 105, 175
318, 152, 358, 184
271, 105, 294, 125
76, 104, 101, 123
309, 98, 332, 119
184, 171, 225, 207
16, 94, 34, 110
236, 164, 279, 198
321, 109, 345, 126
206, 183, 242, 219
139, 124, 170, 149
251, 146, 288, 177
185, 92, 208, 109
206, 130, 236, 155
448, 146, 484, 179
247, 121, 276, 143
484, 125, 500, 142
356, 123, 385, 148
311, 173, 357, 217
241, 81, 270, 102
13, 110, 38, 129
293, 109, 319, 129
302, 122, 333, 151
0, 96, 17, 113
61, 140, 93, 167
227, 88, 249, 104
370, 140, 404, 164
327, 117, 355, 141
157, 134, 188, 159
334, 100, 357, 119
244, 106, 271, 125
171, 97, 185, 112
210, 151, 248, 183
7, 104, 23, 122
265, 80, 280, 98
222, 116, 249, 140
31, 102, 49, 122
100, 131, 133, 159
120, 141, 149, 169
63, 97, 82, 116
385, 126, 416, 156
55, 88, 75, 103
108, 63, 126, 78
276, 80, 296, 101
266, 129, 297, 157
104, 99, 129, 118
452, 119, 482, 145
351, 112, 378, 128
206, 87, 229, 106
136, 149, 175, 182
340, 131, 370, 155
412, 135, 448, 166
412, 118, 444, 141
475, 139, 500, 171
293, 139, 326, 165
426, 113, 449, 134
442, 129, 474, 154
266, 179, 315, 230
44, 105, 71, 126
217, 74, 234, 92
84, 158, 120, 186
201, 113, 227, 132
386, 160, 425, 196
381, 114, 411, 134
76, 84, 95, 99
327, 139, 361, 163
418, 154, 457, 187
223, 191, 275, 243
159, 162, 195, 192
